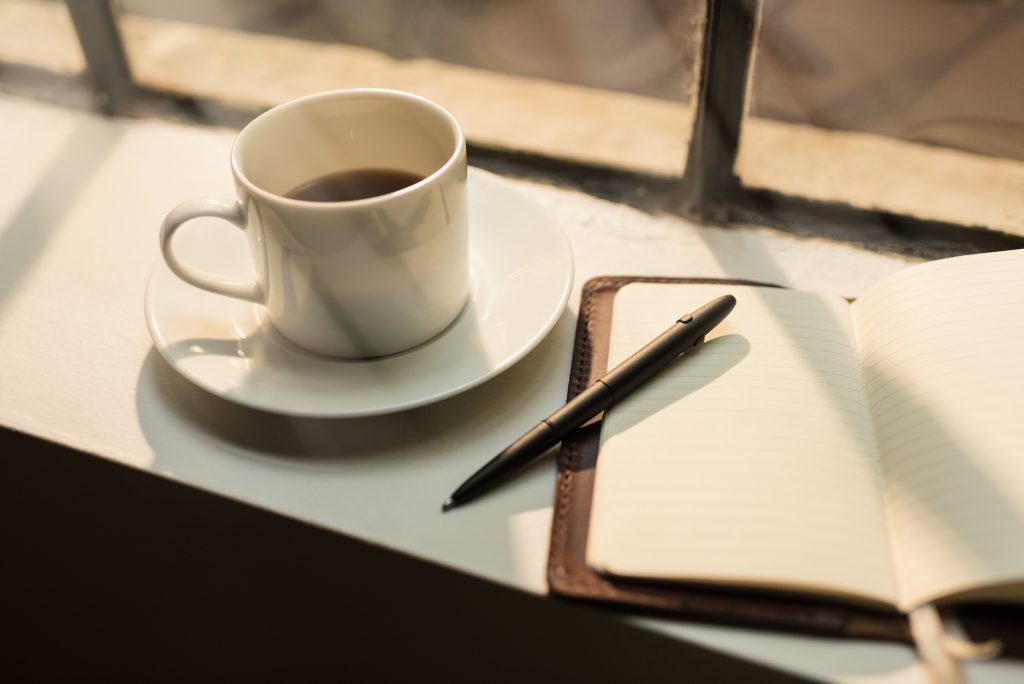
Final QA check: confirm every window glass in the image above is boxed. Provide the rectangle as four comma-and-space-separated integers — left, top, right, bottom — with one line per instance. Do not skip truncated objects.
0, 0, 84, 80
737, 0, 1024, 235
119, 0, 706, 177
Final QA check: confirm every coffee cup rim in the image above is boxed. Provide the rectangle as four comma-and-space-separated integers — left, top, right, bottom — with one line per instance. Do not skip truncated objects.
230, 88, 465, 208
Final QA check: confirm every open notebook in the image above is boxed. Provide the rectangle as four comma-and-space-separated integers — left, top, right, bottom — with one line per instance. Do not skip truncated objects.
585, 249, 1024, 618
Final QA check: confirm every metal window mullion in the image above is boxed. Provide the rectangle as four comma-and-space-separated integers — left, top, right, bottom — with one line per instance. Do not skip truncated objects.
680, 0, 761, 221
65, 0, 137, 109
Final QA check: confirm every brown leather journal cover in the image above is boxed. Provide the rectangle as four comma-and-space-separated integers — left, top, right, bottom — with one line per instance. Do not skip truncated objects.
547, 276, 1024, 652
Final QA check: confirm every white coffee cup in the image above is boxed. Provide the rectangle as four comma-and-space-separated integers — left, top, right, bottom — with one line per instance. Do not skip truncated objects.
160, 89, 469, 358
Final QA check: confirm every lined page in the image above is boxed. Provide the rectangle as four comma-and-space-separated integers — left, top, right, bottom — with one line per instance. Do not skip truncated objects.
852, 249, 1024, 611
586, 284, 898, 606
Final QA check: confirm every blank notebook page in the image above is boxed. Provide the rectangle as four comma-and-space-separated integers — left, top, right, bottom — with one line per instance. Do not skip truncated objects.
852, 249, 1024, 611
586, 284, 898, 606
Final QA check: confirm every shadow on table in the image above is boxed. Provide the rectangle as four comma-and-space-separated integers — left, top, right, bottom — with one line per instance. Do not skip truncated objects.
134, 307, 576, 602
134, 307, 578, 497
1, 428, 810, 684
0, 116, 125, 317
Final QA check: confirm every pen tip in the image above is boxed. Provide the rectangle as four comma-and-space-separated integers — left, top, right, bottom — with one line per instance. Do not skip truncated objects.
441, 498, 456, 513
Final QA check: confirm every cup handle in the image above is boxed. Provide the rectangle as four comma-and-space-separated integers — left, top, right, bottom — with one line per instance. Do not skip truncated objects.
160, 198, 264, 303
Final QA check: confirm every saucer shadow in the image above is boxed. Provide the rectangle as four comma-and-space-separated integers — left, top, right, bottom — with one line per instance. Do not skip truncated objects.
135, 307, 578, 470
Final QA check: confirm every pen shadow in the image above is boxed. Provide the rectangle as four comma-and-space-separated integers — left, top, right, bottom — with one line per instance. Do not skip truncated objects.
582, 333, 751, 453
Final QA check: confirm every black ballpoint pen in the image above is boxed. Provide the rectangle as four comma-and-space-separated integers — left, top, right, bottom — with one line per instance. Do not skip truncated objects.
442, 294, 737, 512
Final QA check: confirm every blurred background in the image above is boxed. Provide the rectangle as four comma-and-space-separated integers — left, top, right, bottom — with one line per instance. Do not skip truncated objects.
115, 0, 1024, 162
2, 0, 1021, 238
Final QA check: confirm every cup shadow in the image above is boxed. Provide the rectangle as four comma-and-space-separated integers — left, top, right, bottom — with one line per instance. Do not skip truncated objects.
135, 307, 577, 467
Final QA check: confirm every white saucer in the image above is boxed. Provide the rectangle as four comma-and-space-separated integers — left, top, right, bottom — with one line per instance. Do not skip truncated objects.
145, 168, 574, 417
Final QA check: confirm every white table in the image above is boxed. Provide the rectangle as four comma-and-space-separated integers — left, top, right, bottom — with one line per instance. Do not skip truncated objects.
1, 95, 1018, 683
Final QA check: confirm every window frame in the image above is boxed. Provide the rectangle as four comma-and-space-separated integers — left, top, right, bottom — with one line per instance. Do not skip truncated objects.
58, 0, 1024, 258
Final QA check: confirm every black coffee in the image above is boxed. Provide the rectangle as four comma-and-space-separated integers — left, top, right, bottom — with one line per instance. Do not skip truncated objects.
285, 168, 424, 202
